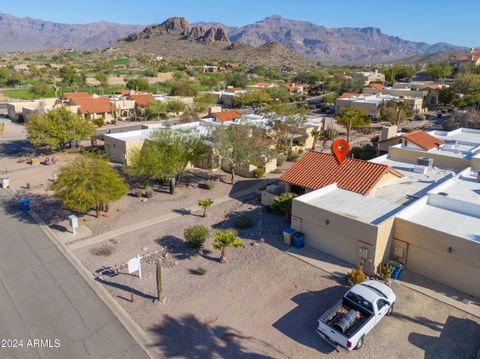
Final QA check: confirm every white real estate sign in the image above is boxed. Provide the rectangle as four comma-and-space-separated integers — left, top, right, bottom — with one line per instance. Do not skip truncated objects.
127, 256, 143, 278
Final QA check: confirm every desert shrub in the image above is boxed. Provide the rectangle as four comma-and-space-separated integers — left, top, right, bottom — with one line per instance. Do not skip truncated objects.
145, 187, 153, 198
90, 245, 115, 256
234, 215, 254, 229
361, 127, 374, 135
277, 153, 287, 166
135, 189, 143, 197
346, 267, 366, 285
272, 192, 295, 214
184, 225, 209, 249
252, 167, 265, 178
205, 180, 215, 190
414, 113, 426, 121
191, 266, 207, 275
93, 117, 105, 127
350, 144, 377, 160
377, 262, 394, 281
402, 127, 413, 133
324, 126, 339, 140
287, 151, 300, 162
442, 119, 459, 131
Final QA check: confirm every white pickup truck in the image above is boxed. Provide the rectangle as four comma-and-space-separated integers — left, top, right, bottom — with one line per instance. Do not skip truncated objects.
317, 280, 396, 351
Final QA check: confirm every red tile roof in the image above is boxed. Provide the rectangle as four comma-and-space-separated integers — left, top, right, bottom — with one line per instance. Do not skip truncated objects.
63, 92, 91, 101
130, 94, 155, 107
212, 110, 241, 122
71, 97, 113, 114
404, 131, 443, 150
280, 151, 402, 195
339, 92, 361, 99
369, 83, 385, 90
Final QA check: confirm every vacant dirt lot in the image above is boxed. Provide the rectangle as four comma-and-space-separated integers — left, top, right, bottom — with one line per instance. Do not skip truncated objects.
74, 198, 480, 359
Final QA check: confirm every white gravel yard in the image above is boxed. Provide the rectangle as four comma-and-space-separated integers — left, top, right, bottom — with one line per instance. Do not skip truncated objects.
73, 197, 480, 359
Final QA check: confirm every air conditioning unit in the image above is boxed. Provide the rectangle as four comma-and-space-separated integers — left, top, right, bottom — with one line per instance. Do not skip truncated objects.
417, 157, 433, 167
414, 165, 428, 174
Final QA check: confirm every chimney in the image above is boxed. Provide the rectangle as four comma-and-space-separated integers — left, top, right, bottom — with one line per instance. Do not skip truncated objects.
380, 125, 398, 141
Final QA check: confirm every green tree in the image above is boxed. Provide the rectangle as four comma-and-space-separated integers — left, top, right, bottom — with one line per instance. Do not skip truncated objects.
263, 104, 307, 152
266, 86, 290, 103
225, 71, 247, 88
379, 100, 412, 126
32, 83, 52, 96
210, 121, 273, 184
426, 62, 452, 81
310, 128, 321, 149
26, 107, 95, 150
94, 72, 109, 87
59, 66, 78, 85
272, 192, 295, 220
232, 91, 271, 107
293, 69, 328, 85
166, 99, 186, 114
128, 129, 205, 193
453, 73, 480, 95
438, 87, 456, 105
126, 78, 150, 91
144, 100, 167, 120
50, 155, 128, 217
198, 198, 214, 218
336, 107, 370, 142
212, 229, 242, 263
323, 93, 338, 104
169, 80, 197, 96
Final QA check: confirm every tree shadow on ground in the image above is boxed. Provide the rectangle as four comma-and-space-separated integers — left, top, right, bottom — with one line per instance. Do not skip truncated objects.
149, 314, 284, 358
408, 315, 480, 359
155, 235, 219, 263
391, 312, 444, 332
172, 208, 202, 218
95, 277, 157, 302
272, 286, 348, 354
0, 139, 35, 159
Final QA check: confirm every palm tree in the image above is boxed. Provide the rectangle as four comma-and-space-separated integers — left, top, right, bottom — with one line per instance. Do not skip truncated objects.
310, 129, 321, 149
213, 229, 242, 263
198, 198, 214, 218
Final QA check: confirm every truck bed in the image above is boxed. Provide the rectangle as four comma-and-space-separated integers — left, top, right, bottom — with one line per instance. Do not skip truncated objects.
319, 299, 373, 339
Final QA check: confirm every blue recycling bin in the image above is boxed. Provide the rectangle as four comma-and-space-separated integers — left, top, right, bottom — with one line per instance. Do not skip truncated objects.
291, 232, 304, 249
19, 197, 30, 211
389, 260, 403, 280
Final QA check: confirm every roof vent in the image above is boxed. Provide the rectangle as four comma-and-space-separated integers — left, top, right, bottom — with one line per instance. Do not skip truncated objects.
417, 157, 433, 167
438, 192, 449, 196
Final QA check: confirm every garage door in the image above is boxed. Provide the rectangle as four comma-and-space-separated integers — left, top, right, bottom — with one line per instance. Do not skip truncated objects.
406, 244, 480, 297
301, 219, 357, 265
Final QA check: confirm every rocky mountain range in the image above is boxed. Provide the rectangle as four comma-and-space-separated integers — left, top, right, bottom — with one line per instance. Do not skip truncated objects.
196, 16, 463, 64
0, 12, 143, 52
107, 17, 313, 69
0, 12, 465, 65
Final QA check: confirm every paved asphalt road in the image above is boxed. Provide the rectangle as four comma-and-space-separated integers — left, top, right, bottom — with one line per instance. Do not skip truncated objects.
0, 191, 149, 359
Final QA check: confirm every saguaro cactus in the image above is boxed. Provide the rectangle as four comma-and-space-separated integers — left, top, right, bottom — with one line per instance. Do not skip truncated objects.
156, 259, 164, 302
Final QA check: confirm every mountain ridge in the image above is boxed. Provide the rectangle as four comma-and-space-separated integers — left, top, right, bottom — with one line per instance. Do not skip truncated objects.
0, 12, 465, 64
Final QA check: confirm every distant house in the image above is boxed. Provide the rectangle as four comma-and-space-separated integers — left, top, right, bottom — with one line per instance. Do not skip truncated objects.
247, 82, 278, 90
130, 94, 156, 109
211, 110, 241, 123
352, 70, 385, 85
282, 83, 305, 94
452, 48, 480, 70
70, 96, 114, 122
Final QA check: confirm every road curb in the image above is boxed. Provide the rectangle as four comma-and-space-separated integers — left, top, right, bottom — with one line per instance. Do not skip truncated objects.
27, 209, 159, 359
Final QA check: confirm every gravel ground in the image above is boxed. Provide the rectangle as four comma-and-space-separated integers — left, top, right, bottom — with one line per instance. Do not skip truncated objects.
74, 198, 480, 359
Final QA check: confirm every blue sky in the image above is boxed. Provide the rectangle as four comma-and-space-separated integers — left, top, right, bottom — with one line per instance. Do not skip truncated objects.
1, 0, 477, 46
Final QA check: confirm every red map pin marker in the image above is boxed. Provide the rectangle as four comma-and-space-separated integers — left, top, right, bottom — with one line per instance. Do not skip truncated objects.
332, 139, 350, 164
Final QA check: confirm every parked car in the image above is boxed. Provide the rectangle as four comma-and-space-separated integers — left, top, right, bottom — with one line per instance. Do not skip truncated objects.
317, 280, 396, 351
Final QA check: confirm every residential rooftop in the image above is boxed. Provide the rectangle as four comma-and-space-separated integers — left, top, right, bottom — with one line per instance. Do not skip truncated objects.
397, 168, 480, 243
294, 155, 453, 225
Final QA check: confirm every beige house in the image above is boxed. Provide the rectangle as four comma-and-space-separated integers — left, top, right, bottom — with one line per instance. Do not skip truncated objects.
353, 70, 385, 85
336, 93, 424, 118
279, 149, 480, 298
7, 98, 57, 121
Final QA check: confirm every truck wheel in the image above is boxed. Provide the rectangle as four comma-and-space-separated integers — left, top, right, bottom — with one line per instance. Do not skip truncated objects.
387, 303, 395, 316
355, 336, 364, 350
